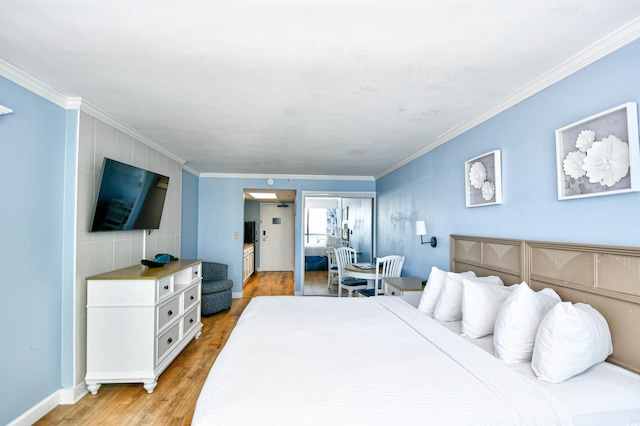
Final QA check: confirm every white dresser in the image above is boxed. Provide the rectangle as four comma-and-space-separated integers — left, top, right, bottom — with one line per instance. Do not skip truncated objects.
85, 260, 203, 394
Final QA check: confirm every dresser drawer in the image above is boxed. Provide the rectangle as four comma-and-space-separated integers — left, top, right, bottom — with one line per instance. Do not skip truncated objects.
191, 264, 202, 282
384, 284, 402, 296
183, 285, 200, 311
157, 296, 181, 331
183, 306, 200, 335
157, 276, 174, 301
157, 322, 180, 362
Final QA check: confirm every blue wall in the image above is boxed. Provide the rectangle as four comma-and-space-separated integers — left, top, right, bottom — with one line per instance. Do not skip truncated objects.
0, 77, 67, 424
244, 200, 260, 222
377, 39, 640, 280
198, 177, 375, 292
181, 169, 200, 259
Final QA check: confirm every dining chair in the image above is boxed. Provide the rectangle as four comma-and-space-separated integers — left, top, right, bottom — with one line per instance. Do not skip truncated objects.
334, 247, 368, 297
326, 249, 339, 288
357, 255, 405, 297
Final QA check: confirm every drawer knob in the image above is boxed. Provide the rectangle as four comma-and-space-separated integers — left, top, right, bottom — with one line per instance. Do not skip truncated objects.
189, 318, 194, 324
194, 271, 198, 276
168, 310, 173, 316
190, 295, 194, 300
391, 291, 396, 295
164, 285, 169, 290
167, 337, 173, 344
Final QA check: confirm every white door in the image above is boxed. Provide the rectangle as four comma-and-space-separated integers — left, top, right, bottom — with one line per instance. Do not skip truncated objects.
260, 203, 294, 271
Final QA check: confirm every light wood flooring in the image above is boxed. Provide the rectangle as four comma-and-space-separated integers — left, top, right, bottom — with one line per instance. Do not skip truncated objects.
302, 270, 342, 296
35, 271, 294, 425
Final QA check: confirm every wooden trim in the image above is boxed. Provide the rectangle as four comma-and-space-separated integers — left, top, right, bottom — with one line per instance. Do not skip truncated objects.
451, 235, 640, 375
87, 259, 202, 280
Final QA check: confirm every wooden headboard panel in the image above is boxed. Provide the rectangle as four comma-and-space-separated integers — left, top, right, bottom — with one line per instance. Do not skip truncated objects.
451, 235, 640, 374
450, 236, 523, 285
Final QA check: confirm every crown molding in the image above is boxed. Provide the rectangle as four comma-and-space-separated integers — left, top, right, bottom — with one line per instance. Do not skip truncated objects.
0, 57, 76, 109
198, 172, 374, 181
375, 16, 640, 180
66, 97, 83, 110
4, 16, 639, 181
182, 164, 201, 177
0, 58, 186, 165
78, 100, 186, 165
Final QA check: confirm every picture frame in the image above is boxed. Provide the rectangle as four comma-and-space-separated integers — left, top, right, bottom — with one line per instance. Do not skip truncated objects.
555, 102, 639, 200
465, 150, 502, 207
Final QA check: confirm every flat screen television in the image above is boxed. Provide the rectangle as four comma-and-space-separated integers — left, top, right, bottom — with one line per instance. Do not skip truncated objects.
89, 158, 170, 232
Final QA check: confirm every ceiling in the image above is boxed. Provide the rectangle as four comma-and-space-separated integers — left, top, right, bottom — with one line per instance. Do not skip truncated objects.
2, 1, 640, 178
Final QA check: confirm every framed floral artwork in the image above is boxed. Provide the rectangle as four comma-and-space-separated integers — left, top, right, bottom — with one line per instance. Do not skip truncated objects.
556, 102, 639, 200
465, 150, 502, 207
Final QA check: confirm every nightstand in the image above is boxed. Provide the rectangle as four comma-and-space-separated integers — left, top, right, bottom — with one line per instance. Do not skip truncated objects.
383, 277, 424, 296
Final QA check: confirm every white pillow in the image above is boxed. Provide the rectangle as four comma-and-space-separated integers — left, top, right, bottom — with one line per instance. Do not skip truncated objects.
531, 302, 613, 383
434, 274, 500, 322
418, 267, 455, 314
493, 282, 561, 364
461, 280, 513, 338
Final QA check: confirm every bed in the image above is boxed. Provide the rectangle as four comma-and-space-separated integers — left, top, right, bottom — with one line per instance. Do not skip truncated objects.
304, 234, 343, 270
304, 240, 328, 258
192, 235, 640, 425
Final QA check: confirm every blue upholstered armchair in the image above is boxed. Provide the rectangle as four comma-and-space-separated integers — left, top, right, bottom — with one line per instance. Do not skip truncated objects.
201, 262, 233, 316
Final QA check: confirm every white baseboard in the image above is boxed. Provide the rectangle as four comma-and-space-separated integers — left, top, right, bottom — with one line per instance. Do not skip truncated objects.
60, 382, 89, 404
8, 391, 59, 426
232, 291, 243, 298
7, 384, 88, 426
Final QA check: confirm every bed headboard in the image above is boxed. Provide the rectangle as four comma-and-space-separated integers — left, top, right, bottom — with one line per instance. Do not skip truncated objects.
450, 235, 640, 375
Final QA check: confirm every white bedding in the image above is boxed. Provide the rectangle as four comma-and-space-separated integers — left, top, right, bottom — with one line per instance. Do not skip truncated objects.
400, 293, 640, 426
193, 296, 572, 425
304, 241, 327, 257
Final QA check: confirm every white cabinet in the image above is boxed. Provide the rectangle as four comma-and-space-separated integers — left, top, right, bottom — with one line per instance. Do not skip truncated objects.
85, 260, 203, 394
243, 243, 255, 285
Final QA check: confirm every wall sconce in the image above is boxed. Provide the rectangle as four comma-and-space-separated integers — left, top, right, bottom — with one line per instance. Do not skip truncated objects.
415, 221, 437, 247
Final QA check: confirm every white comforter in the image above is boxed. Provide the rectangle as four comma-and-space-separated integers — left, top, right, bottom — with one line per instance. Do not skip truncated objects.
192, 296, 572, 425
304, 241, 327, 257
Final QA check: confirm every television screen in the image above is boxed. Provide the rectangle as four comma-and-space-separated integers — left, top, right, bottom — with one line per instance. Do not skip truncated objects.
90, 158, 170, 232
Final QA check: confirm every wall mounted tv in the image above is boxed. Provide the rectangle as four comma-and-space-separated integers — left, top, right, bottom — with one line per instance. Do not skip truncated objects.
89, 158, 170, 232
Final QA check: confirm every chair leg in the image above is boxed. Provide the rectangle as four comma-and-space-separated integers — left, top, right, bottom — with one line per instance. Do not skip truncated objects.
328, 271, 337, 288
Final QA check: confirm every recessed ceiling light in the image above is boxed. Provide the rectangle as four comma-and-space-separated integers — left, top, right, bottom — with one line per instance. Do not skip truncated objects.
248, 192, 277, 199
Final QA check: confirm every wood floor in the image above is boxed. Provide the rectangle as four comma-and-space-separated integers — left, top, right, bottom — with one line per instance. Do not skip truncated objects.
302, 270, 343, 296
36, 271, 294, 425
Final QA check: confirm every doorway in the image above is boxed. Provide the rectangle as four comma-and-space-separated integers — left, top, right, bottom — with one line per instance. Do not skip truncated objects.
301, 192, 375, 296
243, 189, 296, 282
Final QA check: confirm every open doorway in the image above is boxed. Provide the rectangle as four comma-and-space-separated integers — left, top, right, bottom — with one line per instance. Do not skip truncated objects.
301, 192, 375, 296
243, 189, 296, 287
